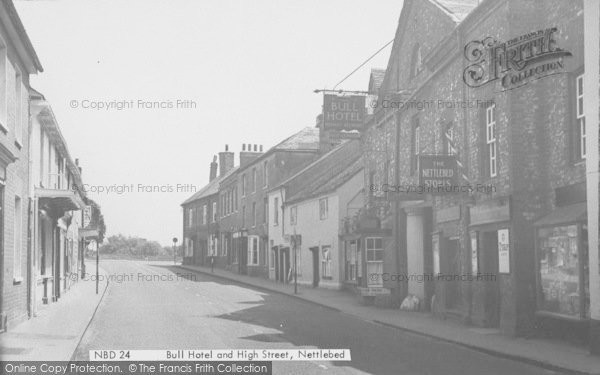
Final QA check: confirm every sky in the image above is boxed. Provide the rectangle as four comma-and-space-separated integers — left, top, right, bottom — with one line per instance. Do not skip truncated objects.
15, 0, 402, 245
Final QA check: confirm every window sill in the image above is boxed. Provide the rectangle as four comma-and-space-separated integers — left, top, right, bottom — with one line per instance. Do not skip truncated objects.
13, 277, 23, 285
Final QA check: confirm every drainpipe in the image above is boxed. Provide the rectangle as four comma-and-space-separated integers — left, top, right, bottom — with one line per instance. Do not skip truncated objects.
584, 0, 600, 355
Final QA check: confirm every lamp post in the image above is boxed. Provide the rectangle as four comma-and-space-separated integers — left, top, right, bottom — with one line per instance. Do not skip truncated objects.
172, 237, 178, 265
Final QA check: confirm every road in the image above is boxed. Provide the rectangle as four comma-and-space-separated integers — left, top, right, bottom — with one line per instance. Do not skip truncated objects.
73, 260, 563, 375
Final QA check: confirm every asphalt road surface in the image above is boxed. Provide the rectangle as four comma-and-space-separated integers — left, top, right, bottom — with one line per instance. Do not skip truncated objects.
73, 260, 564, 375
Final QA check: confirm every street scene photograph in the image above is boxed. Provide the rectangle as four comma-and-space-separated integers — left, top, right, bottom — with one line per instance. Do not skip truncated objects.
0, 0, 599, 374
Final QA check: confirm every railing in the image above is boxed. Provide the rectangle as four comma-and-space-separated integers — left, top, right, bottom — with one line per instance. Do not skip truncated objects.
43, 173, 68, 190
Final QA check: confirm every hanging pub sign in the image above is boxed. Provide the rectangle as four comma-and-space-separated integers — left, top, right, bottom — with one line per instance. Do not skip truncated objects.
418, 155, 459, 194
323, 94, 366, 131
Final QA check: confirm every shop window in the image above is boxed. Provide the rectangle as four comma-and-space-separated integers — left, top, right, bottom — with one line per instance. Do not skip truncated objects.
321, 246, 332, 279
537, 224, 589, 318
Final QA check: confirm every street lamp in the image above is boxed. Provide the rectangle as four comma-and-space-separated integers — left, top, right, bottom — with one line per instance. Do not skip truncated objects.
172, 237, 178, 265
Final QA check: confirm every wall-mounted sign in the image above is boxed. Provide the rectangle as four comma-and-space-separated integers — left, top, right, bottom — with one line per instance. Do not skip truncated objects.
498, 229, 510, 274
463, 27, 572, 90
83, 205, 92, 227
432, 234, 440, 274
470, 231, 478, 274
419, 155, 459, 193
323, 94, 365, 130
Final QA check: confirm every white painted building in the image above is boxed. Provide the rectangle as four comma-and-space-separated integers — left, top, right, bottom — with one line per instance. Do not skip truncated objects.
268, 140, 363, 289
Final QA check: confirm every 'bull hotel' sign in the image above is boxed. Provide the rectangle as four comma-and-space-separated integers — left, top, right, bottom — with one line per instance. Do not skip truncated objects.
323, 94, 365, 131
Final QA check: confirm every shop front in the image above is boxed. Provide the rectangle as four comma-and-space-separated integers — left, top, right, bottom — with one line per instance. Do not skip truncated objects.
534, 201, 590, 345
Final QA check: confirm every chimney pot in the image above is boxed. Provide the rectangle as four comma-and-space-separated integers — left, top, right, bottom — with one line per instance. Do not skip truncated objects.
253, 144, 257, 152
75, 158, 79, 166
225, 144, 229, 152
242, 144, 246, 151
260, 145, 263, 152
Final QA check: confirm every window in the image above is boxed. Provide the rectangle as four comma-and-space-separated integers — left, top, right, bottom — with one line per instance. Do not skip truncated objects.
252, 168, 257, 193
366, 237, 384, 287
212, 202, 217, 222
263, 197, 268, 224
248, 236, 259, 265
290, 206, 297, 225
233, 187, 238, 211
486, 104, 497, 177
575, 74, 586, 159
242, 205, 246, 228
319, 198, 328, 220
202, 204, 207, 225
444, 122, 456, 155
321, 246, 332, 279
188, 208, 193, 227
273, 197, 279, 225
263, 161, 268, 187
241, 174, 246, 196
252, 202, 256, 227
15, 68, 22, 145
13, 196, 22, 280
411, 116, 420, 174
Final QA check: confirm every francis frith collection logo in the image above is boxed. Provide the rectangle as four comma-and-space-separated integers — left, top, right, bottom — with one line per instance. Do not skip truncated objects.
463, 27, 572, 90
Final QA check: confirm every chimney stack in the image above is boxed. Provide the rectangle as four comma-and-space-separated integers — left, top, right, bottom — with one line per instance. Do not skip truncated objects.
209, 155, 218, 182
239, 143, 264, 167
218, 144, 234, 176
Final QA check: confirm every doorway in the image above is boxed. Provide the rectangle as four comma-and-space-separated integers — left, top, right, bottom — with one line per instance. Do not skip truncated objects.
310, 247, 319, 287
444, 238, 460, 310
278, 247, 290, 283
481, 231, 500, 328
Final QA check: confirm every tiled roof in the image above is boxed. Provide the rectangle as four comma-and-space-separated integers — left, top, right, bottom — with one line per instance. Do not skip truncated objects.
429, 0, 480, 23
281, 140, 363, 204
181, 166, 239, 206
273, 127, 319, 151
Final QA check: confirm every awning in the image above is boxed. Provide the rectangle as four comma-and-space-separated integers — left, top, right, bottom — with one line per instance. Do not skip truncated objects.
534, 202, 587, 227
36, 188, 85, 213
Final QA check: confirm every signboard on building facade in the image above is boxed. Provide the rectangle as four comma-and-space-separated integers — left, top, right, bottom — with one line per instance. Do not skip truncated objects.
419, 155, 459, 193
83, 205, 92, 227
323, 94, 366, 131
498, 229, 510, 274
463, 27, 572, 90
470, 231, 478, 274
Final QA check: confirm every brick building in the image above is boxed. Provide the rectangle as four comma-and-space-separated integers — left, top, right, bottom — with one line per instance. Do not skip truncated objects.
0, 0, 43, 330
181, 150, 236, 267
364, 0, 593, 347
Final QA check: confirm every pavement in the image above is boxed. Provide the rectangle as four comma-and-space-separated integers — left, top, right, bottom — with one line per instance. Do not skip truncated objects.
73, 260, 565, 375
0, 262, 109, 361
177, 263, 600, 375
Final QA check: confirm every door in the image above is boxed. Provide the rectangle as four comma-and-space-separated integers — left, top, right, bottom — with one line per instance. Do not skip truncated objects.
279, 247, 290, 283
272, 247, 279, 282
239, 237, 248, 275
444, 239, 460, 310
482, 231, 500, 327
310, 247, 319, 287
